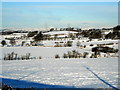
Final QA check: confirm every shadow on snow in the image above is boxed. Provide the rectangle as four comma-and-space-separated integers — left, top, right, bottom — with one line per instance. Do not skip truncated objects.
0, 77, 73, 88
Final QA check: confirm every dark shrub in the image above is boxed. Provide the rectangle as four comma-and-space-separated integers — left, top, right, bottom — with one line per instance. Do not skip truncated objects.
55, 54, 60, 58
27, 31, 38, 37
66, 41, 73, 47
92, 46, 119, 53
90, 44, 94, 46
1, 40, 6, 47
63, 53, 68, 58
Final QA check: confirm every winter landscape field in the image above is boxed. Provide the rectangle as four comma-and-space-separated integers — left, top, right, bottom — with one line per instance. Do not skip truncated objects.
0, 26, 120, 89
1, 1, 120, 90
1, 57, 119, 89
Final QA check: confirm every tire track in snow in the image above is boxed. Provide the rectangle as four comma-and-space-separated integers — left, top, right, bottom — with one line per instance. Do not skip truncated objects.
18, 72, 37, 80
83, 65, 119, 90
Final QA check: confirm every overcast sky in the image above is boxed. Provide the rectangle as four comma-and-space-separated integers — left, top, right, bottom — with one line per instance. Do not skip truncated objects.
2, 2, 118, 29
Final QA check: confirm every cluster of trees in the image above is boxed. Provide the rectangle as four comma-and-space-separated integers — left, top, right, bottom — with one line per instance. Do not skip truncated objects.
90, 53, 98, 58
63, 50, 83, 58
27, 25, 119, 43
1, 39, 16, 47
1, 25, 119, 47
54, 41, 73, 47
92, 46, 118, 53
105, 25, 120, 39
27, 31, 45, 41
55, 48, 117, 59
89, 30, 102, 39
55, 50, 91, 59
80, 30, 103, 39
79, 25, 120, 39
33, 32, 43, 41
27, 31, 38, 37
0, 30, 28, 35
91, 46, 119, 58
26, 27, 81, 42
4, 52, 31, 60
50, 27, 77, 31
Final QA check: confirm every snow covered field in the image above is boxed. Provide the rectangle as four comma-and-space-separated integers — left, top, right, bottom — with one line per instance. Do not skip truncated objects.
1, 47, 91, 59
0, 39, 118, 59
0, 30, 119, 89
1, 58, 119, 89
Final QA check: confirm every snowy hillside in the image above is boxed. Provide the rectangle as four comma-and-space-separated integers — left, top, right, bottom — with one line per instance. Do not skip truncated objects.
1, 58, 119, 89
0, 27, 119, 89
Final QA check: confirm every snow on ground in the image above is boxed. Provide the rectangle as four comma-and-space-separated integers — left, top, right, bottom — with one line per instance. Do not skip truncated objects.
0, 32, 119, 89
43, 31, 78, 35
80, 39, 118, 46
1, 39, 118, 59
41, 39, 118, 48
1, 77, 73, 88
1, 58, 119, 88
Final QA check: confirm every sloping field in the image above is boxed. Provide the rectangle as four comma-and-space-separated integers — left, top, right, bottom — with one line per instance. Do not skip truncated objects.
1, 58, 118, 89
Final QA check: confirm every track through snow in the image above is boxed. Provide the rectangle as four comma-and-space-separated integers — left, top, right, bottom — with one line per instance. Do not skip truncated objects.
83, 65, 119, 90
2, 58, 119, 88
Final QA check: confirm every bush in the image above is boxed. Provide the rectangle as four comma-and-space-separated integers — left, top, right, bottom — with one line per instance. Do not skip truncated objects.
66, 41, 73, 47
90, 53, 97, 58
39, 56, 42, 59
33, 32, 43, 41
1, 40, 6, 47
90, 53, 94, 58
84, 45, 86, 48
67, 50, 82, 58
62, 50, 83, 59
4, 52, 31, 60
21, 41, 25, 46
92, 46, 119, 53
63, 53, 68, 58
90, 44, 94, 46
78, 53, 82, 58
67, 51, 73, 58
83, 52, 89, 58
9, 39, 16, 46
55, 54, 60, 58
27, 31, 38, 37
76, 41, 80, 47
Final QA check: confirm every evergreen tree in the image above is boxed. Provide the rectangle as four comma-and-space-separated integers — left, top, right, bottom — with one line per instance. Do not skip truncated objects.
1, 40, 6, 47
34, 32, 43, 41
